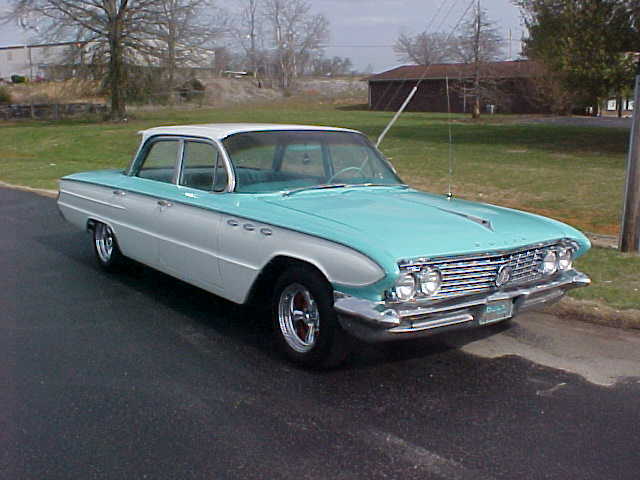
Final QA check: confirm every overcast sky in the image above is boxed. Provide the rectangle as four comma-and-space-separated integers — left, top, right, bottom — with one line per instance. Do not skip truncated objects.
0, 0, 525, 73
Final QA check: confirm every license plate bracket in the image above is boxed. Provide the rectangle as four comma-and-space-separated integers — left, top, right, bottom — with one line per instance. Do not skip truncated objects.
480, 300, 514, 325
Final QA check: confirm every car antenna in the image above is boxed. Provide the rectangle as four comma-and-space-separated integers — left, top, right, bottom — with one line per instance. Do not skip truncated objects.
445, 72, 455, 200
373, 0, 475, 188
376, 85, 419, 149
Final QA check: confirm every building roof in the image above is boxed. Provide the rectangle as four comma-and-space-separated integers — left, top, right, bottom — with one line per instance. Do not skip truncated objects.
0, 41, 84, 51
139, 123, 360, 142
368, 60, 541, 82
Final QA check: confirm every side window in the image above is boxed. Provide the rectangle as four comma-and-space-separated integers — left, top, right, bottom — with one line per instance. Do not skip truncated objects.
280, 143, 324, 177
180, 141, 228, 192
137, 140, 180, 184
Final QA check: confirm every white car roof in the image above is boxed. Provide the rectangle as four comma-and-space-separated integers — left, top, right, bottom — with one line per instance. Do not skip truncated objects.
139, 123, 361, 142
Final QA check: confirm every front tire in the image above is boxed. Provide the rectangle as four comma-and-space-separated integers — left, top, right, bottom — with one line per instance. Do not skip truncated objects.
92, 222, 125, 271
272, 266, 350, 368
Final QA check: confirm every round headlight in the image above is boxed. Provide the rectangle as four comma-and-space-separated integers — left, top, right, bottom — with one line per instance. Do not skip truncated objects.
557, 247, 573, 271
541, 250, 558, 275
416, 266, 442, 297
395, 272, 416, 301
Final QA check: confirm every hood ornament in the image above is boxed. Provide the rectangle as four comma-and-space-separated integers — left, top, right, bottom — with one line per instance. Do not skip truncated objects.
436, 207, 494, 232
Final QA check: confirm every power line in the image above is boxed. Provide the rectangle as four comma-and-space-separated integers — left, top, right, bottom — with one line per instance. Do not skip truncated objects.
319, 44, 395, 48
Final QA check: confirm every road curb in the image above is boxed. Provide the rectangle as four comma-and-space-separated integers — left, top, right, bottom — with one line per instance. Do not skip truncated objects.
0, 181, 58, 198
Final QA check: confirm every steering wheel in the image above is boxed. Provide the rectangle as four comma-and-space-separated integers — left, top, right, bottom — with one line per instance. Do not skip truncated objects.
327, 166, 364, 183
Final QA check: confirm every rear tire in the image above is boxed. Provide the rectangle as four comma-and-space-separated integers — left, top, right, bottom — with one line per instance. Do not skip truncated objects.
92, 222, 125, 271
272, 266, 350, 368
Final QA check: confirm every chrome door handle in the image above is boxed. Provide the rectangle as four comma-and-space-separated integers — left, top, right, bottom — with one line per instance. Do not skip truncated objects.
243, 223, 255, 231
260, 228, 273, 236
157, 200, 173, 207
227, 219, 240, 227
112, 190, 126, 196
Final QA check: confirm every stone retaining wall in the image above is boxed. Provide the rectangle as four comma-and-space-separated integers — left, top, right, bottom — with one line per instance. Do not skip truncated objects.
0, 103, 107, 120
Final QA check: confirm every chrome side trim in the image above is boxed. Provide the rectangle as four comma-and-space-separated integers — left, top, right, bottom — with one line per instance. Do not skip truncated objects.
59, 189, 126, 210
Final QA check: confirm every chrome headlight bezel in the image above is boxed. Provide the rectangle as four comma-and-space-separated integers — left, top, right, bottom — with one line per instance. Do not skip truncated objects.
541, 250, 558, 275
416, 266, 442, 297
394, 271, 417, 301
557, 246, 574, 271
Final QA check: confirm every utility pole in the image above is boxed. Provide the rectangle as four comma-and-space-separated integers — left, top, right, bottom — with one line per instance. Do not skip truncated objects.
620, 61, 640, 253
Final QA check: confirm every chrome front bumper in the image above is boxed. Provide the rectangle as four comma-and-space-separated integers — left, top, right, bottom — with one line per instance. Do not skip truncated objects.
334, 269, 591, 342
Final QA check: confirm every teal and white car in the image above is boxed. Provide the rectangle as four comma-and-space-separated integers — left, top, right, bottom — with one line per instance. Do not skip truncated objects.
58, 123, 591, 367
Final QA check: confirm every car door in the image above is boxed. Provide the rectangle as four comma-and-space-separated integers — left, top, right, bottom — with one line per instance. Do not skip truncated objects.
154, 139, 229, 292
117, 137, 182, 267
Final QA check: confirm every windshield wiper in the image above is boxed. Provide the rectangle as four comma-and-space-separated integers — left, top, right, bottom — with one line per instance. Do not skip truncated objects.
282, 184, 348, 196
345, 183, 409, 189
282, 183, 409, 197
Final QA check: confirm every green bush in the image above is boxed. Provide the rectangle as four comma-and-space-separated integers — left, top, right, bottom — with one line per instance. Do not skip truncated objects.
11, 74, 27, 84
0, 86, 11, 104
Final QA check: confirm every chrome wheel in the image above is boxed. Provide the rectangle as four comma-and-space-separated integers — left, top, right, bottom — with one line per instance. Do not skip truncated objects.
278, 283, 320, 353
94, 223, 115, 264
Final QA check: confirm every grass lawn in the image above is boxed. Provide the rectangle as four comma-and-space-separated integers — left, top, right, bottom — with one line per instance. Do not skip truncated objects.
0, 100, 637, 310
572, 247, 640, 310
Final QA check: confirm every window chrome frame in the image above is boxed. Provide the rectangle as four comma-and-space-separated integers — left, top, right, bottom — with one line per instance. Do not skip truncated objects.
128, 135, 183, 184
221, 129, 402, 194
127, 134, 235, 193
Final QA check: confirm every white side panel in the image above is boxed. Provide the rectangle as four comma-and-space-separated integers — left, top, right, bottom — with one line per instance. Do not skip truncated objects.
58, 180, 126, 231
58, 180, 159, 267
219, 214, 384, 304
115, 190, 160, 266
156, 192, 224, 290
59, 180, 384, 306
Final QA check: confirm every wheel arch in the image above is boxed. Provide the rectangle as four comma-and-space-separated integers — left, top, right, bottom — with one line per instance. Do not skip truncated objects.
86, 218, 98, 231
245, 255, 331, 307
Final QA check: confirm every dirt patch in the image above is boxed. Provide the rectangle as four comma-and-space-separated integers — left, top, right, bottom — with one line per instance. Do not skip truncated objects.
548, 297, 640, 331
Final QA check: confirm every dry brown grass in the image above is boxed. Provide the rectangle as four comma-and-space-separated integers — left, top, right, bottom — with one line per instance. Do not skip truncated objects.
7, 79, 105, 104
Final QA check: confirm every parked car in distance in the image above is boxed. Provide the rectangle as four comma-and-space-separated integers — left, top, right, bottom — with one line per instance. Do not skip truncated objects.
58, 123, 591, 367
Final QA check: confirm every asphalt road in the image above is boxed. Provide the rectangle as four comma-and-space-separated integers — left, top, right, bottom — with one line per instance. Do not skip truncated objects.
1, 187, 639, 480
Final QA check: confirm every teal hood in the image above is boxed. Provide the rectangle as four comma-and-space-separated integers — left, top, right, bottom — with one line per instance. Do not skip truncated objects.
259, 187, 590, 262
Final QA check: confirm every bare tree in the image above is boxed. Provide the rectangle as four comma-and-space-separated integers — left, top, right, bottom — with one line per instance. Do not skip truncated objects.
453, 3, 504, 118
5, 0, 161, 120
263, 0, 329, 89
144, 0, 228, 90
311, 55, 353, 76
394, 31, 453, 65
234, 0, 263, 75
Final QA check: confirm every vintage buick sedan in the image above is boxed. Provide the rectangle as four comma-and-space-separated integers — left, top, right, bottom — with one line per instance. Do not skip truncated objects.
58, 123, 591, 367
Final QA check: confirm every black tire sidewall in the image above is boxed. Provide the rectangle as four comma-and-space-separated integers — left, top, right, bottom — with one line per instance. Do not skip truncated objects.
272, 266, 348, 368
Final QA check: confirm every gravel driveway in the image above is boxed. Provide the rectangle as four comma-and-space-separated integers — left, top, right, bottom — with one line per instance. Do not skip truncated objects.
522, 116, 632, 129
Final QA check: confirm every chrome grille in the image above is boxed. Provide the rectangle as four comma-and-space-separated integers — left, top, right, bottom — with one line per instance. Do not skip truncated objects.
401, 244, 556, 300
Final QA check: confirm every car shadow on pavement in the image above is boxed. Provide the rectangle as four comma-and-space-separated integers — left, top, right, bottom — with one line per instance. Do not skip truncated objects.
39, 230, 515, 370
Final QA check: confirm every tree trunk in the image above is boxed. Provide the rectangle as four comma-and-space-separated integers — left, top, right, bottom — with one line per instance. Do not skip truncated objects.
108, 19, 126, 121
617, 96, 623, 118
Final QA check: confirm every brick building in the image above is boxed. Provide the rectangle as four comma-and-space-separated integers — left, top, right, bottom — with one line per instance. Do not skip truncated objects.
367, 60, 546, 114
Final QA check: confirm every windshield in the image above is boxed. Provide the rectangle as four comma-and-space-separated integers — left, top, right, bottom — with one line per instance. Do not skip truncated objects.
222, 130, 403, 193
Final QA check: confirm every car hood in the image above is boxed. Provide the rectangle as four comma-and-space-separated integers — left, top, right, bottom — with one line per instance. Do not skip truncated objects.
259, 187, 589, 263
